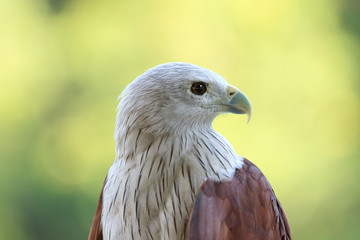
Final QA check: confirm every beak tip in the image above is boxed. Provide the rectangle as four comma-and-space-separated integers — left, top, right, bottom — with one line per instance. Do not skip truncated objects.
246, 112, 251, 124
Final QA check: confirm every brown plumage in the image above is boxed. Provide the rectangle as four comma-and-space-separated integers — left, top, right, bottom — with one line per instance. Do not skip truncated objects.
186, 159, 291, 240
89, 178, 106, 240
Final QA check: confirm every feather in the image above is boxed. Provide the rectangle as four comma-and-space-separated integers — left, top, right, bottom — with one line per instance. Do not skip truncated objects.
187, 159, 291, 240
89, 177, 107, 240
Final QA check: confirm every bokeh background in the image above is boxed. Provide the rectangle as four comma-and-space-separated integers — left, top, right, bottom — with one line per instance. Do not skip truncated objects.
1, 0, 359, 239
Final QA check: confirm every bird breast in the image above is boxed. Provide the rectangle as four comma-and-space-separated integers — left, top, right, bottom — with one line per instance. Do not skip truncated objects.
102, 128, 243, 240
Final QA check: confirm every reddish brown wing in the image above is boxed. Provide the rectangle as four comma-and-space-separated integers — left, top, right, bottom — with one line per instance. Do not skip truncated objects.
88, 177, 107, 240
187, 159, 291, 240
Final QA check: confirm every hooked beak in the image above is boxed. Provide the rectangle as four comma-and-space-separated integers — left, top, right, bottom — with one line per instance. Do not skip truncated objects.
223, 85, 252, 123
204, 85, 252, 123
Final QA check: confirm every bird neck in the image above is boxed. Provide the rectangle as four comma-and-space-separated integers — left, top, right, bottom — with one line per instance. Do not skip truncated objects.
115, 120, 243, 177
103, 125, 244, 239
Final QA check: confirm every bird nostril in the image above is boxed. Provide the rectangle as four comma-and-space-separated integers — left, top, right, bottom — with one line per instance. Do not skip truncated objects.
229, 92, 235, 96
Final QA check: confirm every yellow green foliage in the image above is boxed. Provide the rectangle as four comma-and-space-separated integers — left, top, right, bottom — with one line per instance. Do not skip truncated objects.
0, 0, 359, 239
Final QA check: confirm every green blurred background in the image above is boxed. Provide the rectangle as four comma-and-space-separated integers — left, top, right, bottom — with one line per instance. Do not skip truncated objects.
1, 0, 359, 239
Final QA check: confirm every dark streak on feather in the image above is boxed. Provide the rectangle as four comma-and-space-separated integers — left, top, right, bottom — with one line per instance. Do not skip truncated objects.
171, 194, 177, 224
173, 213, 178, 234
159, 157, 166, 177
187, 167, 195, 194
211, 132, 231, 154
215, 149, 231, 167
196, 156, 207, 173
156, 157, 163, 173
157, 136, 164, 152
122, 176, 130, 222
111, 183, 121, 209
135, 173, 142, 201
199, 138, 212, 154
134, 129, 142, 152
147, 225, 154, 240
135, 196, 141, 236
148, 155, 157, 178
180, 136, 183, 154
175, 181, 183, 219
168, 143, 174, 167
145, 141, 154, 159
164, 213, 170, 236
181, 164, 185, 178
158, 177, 164, 202
203, 154, 219, 178
131, 225, 134, 240
146, 191, 150, 217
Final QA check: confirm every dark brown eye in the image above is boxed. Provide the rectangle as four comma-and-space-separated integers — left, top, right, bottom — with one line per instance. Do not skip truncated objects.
191, 82, 207, 95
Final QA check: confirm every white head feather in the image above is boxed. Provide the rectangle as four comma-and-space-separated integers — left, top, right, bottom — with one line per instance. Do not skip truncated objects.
115, 62, 234, 149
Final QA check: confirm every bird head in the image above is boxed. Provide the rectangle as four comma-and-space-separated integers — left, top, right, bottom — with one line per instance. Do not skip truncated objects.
117, 62, 252, 135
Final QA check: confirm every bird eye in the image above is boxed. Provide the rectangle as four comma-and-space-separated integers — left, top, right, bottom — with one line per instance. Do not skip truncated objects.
191, 82, 207, 95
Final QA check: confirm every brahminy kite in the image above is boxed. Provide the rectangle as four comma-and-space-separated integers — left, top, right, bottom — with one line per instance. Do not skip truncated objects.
89, 62, 291, 240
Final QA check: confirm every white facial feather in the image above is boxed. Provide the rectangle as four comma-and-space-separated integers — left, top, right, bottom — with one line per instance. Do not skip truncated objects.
116, 63, 229, 136
103, 62, 244, 240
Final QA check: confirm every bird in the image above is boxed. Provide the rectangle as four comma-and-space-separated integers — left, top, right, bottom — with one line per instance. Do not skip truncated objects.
89, 62, 291, 240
